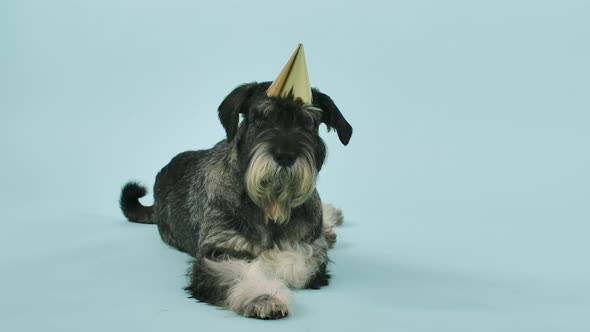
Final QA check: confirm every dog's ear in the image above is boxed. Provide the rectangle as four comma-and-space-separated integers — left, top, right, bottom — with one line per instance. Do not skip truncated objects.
218, 83, 258, 141
312, 89, 353, 145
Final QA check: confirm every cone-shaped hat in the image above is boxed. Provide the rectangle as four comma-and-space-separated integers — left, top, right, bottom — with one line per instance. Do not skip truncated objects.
266, 44, 313, 103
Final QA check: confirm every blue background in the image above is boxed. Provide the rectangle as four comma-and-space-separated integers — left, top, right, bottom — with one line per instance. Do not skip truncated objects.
2, 0, 589, 331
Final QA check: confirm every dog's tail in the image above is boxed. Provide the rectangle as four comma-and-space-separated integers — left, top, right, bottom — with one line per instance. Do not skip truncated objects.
120, 182, 155, 224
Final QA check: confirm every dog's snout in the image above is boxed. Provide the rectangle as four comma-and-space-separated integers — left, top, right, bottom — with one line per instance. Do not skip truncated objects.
273, 150, 297, 167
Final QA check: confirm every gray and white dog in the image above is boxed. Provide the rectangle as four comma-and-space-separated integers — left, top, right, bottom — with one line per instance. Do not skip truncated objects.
120, 81, 352, 319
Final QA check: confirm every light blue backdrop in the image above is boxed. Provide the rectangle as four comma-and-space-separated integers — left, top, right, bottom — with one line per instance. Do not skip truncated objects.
1, 1, 589, 331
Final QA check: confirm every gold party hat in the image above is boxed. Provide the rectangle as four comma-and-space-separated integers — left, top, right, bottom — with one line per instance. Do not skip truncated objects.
266, 44, 313, 103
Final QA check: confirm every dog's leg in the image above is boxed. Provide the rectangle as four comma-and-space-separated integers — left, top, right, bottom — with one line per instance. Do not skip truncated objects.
259, 239, 329, 289
187, 257, 292, 319
322, 204, 344, 248
304, 261, 331, 289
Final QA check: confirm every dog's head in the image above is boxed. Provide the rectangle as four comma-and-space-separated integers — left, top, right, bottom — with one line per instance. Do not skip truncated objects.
217, 82, 352, 222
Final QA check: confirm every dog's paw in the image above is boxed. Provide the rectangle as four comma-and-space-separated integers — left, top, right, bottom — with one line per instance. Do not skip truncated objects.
242, 295, 290, 320
322, 204, 343, 228
305, 270, 331, 289
322, 204, 343, 248
324, 227, 337, 248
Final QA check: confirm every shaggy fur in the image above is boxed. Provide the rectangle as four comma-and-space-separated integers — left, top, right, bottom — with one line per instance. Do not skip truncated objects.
120, 81, 352, 319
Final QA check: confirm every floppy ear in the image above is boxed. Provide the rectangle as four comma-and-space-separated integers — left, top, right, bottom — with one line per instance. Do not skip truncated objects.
218, 83, 258, 141
312, 89, 353, 145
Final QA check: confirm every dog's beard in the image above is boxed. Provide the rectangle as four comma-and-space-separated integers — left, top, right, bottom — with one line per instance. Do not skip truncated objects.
245, 144, 317, 224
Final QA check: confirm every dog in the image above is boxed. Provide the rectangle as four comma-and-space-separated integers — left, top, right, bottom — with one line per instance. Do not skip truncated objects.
120, 81, 352, 319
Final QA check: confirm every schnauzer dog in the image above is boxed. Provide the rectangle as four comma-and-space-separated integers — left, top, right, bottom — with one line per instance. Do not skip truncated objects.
120, 81, 352, 319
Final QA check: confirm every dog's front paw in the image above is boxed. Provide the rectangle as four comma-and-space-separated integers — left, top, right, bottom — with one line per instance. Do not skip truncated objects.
322, 204, 344, 228
241, 295, 290, 320
322, 204, 343, 248
324, 227, 337, 248
305, 263, 331, 290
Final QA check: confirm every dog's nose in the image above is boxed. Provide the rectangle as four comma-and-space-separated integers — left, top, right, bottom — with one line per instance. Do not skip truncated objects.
273, 150, 297, 167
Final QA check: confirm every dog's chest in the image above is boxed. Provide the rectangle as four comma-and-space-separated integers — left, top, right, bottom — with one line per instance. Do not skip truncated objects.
246, 208, 321, 249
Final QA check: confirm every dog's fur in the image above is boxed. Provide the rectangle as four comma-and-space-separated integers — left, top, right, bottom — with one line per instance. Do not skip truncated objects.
120, 81, 352, 319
